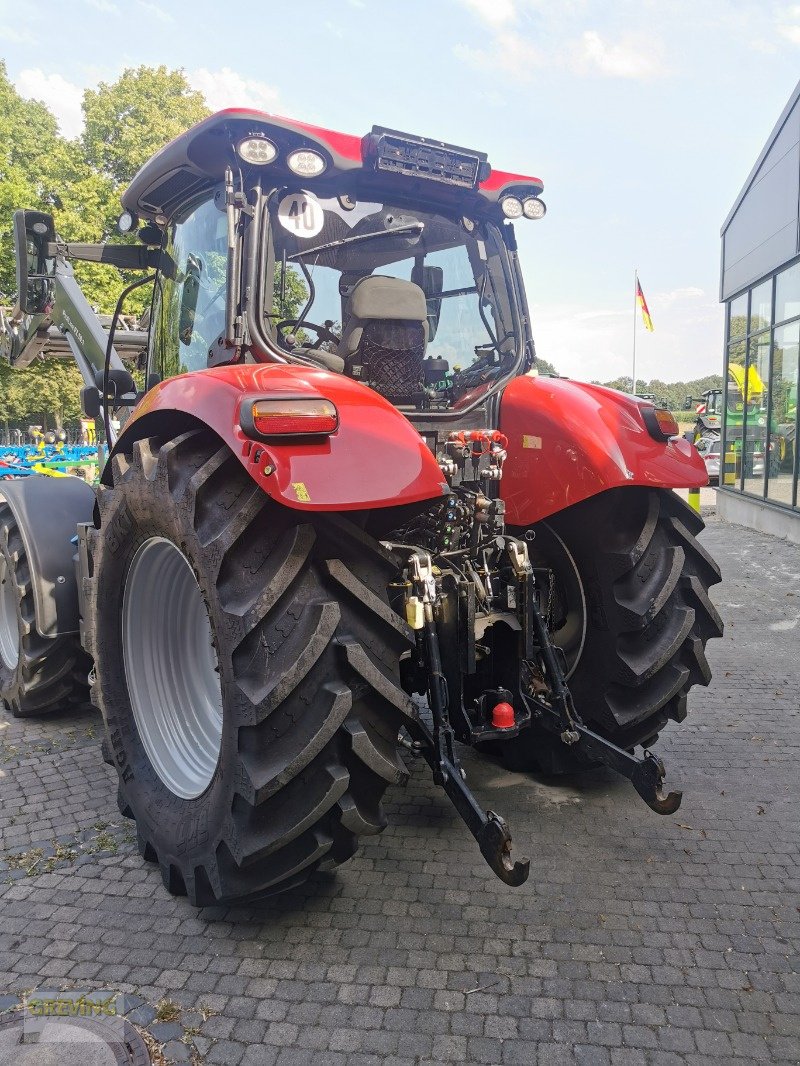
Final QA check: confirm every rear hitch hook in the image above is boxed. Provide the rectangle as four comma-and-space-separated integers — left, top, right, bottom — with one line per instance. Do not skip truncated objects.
480, 811, 530, 887
630, 751, 683, 815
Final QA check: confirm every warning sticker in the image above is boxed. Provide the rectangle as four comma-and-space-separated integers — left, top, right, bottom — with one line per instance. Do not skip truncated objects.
522, 435, 542, 450
291, 482, 311, 502
277, 192, 325, 238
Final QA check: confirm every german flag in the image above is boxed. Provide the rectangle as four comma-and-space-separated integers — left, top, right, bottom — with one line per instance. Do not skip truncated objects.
636, 279, 654, 331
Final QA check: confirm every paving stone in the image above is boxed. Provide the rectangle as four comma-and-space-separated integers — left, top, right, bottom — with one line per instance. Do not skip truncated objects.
0, 517, 799, 1065
150, 1020, 184, 1041
163, 1039, 192, 1063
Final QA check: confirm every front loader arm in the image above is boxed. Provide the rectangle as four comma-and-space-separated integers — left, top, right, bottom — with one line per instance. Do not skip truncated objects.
6, 256, 130, 390
4, 255, 141, 387
2, 210, 152, 399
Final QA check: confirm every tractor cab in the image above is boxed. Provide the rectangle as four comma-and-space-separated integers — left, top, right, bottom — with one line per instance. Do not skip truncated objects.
120, 111, 546, 423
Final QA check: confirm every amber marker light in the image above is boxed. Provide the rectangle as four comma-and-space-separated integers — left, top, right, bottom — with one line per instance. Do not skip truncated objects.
641, 405, 680, 441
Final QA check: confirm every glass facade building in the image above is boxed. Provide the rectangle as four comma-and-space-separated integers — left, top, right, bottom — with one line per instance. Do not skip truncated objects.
720, 82, 800, 532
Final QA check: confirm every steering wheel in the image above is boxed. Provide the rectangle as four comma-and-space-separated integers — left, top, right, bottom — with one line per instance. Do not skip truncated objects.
276, 319, 340, 350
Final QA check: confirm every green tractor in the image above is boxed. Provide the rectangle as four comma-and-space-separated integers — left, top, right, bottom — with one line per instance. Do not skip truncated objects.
686, 365, 784, 477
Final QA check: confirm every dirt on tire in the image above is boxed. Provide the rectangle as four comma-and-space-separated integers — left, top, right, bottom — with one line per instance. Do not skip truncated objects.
502, 487, 723, 770
83, 429, 414, 905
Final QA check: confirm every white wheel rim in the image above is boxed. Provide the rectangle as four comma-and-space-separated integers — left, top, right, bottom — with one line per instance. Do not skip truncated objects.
122, 537, 223, 799
0, 553, 20, 671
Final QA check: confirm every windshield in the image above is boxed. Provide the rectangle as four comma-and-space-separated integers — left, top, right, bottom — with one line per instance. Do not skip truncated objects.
261, 190, 519, 409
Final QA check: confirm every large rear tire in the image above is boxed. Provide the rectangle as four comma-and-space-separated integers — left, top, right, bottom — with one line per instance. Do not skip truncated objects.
83, 430, 413, 905
501, 488, 723, 771
0, 500, 89, 717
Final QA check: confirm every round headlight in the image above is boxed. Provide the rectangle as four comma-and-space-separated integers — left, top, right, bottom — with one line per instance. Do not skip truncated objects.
287, 149, 326, 177
117, 210, 138, 234
237, 137, 278, 165
500, 196, 523, 219
523, 197, 547, 220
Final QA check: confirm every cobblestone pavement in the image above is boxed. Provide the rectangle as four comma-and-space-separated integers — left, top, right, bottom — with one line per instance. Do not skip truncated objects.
1, 513, 799, 1066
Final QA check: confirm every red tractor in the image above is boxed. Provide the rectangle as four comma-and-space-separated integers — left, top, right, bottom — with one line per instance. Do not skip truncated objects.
0, 113, 721, 903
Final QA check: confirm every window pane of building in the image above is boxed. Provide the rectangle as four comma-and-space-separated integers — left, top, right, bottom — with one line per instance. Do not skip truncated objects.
749, 279, 772, 333
742, 332, 771, 496
728, 293, 748, 343
768, 321, 799, 507
724, 340, 746, 489
775, 261, 800, 325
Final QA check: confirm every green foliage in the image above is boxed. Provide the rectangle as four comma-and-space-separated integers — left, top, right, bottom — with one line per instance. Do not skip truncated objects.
0, 63, 209, 428
273, 263, 311, 321
82, 66, 208, 189
535, 357, 559, 376
0, 358, 83, 431
595, 374, 724, 411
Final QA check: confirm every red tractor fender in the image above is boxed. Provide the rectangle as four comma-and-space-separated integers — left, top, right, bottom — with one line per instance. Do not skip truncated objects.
116, 364, 447, 511
499, 375, 707, 526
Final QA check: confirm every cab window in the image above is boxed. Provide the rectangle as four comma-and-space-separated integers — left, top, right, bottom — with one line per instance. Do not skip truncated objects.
152, 194, 228, 380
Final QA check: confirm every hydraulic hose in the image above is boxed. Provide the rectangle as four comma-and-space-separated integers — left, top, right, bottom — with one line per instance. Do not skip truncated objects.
102, 273, 156, 446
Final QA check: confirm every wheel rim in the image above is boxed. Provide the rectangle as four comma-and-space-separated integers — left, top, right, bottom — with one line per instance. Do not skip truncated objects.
0, 552, 20, 670
526, 523, 587, 680
122, 537, 223, 800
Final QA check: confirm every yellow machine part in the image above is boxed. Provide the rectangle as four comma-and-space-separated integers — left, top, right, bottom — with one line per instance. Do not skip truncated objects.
728, 363, 765, 400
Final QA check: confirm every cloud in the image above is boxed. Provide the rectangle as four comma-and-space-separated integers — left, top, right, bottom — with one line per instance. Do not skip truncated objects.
136, 0, 173, 22
778, 22, 800, 43
461, 0, 517, 27
574, 308, 629, 322
0, 23, 35, 43
454, 32, 544, 82
454, 0, 668, 84
16, 69, 84, 139
531, 290, 723, 383
570, 30, 667, 80
85, 0, 119, 11
654, 286, 705, 304
189, 67, 280, 114
324, 20, 344, 39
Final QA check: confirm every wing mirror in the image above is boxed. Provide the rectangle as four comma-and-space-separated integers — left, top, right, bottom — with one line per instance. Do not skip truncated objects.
13, 209, 56, 316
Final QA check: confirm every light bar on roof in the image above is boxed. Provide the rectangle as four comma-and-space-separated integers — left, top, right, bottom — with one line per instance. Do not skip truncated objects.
365, 126, 490, 189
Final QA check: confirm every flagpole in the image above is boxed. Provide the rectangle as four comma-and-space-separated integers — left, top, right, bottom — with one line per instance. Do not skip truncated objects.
632, 268, 637, 395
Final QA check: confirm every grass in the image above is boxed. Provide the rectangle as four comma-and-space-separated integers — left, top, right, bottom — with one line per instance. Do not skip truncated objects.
154, 998, 181, 1023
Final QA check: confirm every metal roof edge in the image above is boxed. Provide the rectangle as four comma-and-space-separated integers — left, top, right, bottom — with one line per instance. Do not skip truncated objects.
720, 77, 800, 237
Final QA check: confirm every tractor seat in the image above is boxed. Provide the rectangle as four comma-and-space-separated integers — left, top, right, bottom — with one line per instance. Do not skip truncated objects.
337, 276, 428, 402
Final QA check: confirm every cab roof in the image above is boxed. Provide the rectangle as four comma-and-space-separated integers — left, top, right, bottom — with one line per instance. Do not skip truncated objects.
121, 109, 544, 223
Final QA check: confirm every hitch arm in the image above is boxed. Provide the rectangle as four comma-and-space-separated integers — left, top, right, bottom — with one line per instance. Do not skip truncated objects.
404, 551, 529, 887
568, 724, 682, 814
517, 544, 682, 816
406, 716, 530, 887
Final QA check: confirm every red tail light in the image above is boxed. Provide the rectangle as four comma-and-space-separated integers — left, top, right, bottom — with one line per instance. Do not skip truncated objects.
242, 398, 338, 439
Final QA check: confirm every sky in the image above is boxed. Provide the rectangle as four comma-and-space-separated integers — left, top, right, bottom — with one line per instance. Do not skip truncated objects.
2, 0, 800, 385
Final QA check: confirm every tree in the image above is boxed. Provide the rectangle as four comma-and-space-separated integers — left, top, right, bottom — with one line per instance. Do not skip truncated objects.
535, 357, 559, 376
0, 64, 211, 432
0, 61, 63, 299
82, 66, 208, 189
593, 373, 724, 411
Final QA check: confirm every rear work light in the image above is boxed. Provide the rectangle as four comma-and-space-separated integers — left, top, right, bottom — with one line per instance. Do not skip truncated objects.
242, 398, 338, 439
237, 136, 278, 165
642, 406, 680, 441
287, 149, 326, 176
